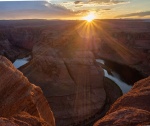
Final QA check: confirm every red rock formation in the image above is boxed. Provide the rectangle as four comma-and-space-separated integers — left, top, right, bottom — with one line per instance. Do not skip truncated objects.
94, 76, 150, 126
0, 112, 50, 126
20, 42, 106, 126
0, 56, 55, 126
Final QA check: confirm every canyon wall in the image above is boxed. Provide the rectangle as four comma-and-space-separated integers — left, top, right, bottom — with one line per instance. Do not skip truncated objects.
0, 55, 150, 126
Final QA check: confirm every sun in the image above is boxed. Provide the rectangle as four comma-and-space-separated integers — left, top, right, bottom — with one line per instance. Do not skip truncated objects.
83, 13, 95, 22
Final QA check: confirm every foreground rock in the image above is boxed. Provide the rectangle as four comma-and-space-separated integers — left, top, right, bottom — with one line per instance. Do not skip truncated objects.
0, 112, 50, 126
0, 56, 55, 126
94, 76, 150, 126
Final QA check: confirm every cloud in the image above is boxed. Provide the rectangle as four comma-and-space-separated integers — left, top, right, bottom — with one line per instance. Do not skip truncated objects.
89, 0, 129, 5
102, 8, 111, 10
116, 11, 150, 18
74, 1, 82, 4
0, 1, 81, 19
75, 9, 89, 15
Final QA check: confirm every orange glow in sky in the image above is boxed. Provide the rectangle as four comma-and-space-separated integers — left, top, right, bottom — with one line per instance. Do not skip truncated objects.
83, 13, 96, 22
0, 1, 150, 20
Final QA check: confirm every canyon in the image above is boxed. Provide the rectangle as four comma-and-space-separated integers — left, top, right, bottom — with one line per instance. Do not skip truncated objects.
0, 19, 150, 126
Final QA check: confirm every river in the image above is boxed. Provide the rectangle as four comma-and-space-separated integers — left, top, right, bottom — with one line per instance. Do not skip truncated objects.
96, 59, 144, 94
13, 56, 143, 94
13, 55, 31, 68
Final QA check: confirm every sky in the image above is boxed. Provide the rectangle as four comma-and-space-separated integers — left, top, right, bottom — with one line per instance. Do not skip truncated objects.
0, 0, 150, 20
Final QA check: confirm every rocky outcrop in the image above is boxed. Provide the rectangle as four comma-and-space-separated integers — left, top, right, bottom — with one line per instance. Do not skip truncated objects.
94, 76, 150, 126
20, 41, 106, 126
0, 56, 55, 126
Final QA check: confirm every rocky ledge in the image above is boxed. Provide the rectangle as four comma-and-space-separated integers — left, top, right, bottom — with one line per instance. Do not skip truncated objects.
0, 56, 55, 126
94, 76, 150, 126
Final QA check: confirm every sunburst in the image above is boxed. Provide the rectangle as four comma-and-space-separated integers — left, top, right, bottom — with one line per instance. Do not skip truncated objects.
83, 13, 95, 22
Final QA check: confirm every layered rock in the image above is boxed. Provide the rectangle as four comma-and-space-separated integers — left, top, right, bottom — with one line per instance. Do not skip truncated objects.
0, 56, 55, 126
0, 112, 50, 126
94, 76, 150, 126
20, 42, 106, 126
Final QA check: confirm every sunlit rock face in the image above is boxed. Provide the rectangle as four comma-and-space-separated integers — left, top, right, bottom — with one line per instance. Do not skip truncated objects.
94, 76, 150, 126
20, 41, 106, 126
0, 56, 55, 126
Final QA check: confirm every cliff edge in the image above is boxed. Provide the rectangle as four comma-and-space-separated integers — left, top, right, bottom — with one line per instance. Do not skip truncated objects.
94, 76, 150, 126
0, 56, 55, 126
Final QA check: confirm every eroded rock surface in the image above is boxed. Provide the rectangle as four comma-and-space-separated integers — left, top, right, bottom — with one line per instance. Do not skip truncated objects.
20, 42, 106, 126
0, 112, 50, 126
94, 76, 150, 126
0, 56, 55, 126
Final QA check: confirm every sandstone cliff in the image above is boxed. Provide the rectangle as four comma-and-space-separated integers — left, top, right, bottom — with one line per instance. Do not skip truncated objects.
0, 56, 55, 126
94, 76, 150, 126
